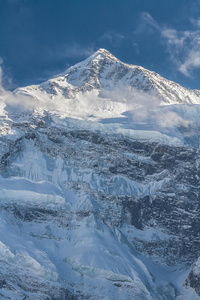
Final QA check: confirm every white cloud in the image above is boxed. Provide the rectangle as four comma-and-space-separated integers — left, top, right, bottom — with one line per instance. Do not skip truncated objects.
140, 12, 159, 30
190, 18, 200, 28
139, 12, 200, 77
161, 29, 184, 46
178, 50, 200, 77
99, 32, 124, 47
162, 29, 200, 77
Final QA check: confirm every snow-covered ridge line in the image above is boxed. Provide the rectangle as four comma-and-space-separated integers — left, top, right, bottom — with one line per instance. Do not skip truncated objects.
15, 48, 200, 106
0, 48, 195, 148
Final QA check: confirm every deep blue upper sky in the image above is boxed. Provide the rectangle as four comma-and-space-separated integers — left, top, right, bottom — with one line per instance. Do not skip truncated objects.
1, 0, 200, 89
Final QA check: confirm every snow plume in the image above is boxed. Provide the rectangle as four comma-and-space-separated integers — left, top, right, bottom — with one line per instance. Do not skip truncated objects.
72, 86, 192, 130
0, 69, 4, 94
47, 43, 94, 61
152, 109, 192, 128
129, 89, 192, 129
5, 93, 39, 112
0, 60, 5, 95
0, 64, 39, 114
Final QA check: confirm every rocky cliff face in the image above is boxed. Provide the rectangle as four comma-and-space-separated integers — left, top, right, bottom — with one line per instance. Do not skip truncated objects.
0, 49, 200, 299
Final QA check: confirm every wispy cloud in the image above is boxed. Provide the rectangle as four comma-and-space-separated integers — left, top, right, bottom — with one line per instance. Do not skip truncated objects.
45, 43, 94, 64
178, 46, 200, 77
0, 59, 6, 95
189, 18, 200, 28
99, 32, 124, 47
61, 44, 94, 59
161, 27, 200, 77
140, 12, 159, 30
138, 12, 200, 77
0, 68, 4, 95
0, 57, 15, 91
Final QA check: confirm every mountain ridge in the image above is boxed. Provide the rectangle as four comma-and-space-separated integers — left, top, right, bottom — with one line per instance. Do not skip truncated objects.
15, 48, 200, 105
3, 49, 196, 148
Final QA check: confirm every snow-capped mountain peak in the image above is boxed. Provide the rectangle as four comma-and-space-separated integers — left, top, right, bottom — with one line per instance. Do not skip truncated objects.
1, 49, 200, 299
0, 49, 198, 148
87, 48, 121, 62
16, 48, 200, 110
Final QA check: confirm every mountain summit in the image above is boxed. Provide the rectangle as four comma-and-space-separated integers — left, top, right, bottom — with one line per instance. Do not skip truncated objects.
10, 48, 200, 147
17, 48, 200, 106
88, 48, 121, 61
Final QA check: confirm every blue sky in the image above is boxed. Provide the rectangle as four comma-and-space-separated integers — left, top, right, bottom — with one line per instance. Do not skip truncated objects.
1, 0, 200, 89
